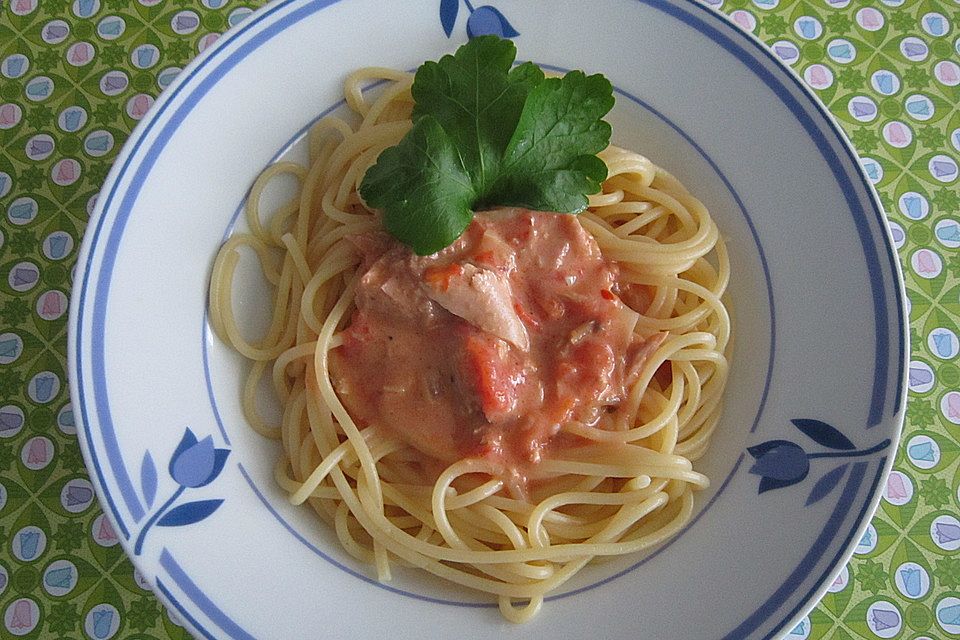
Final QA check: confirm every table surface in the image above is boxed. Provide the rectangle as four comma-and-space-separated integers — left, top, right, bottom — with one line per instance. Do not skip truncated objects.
1, 1, 959, 639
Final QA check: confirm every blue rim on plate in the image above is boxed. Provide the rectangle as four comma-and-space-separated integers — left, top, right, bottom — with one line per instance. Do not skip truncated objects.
68, 1, 908, 639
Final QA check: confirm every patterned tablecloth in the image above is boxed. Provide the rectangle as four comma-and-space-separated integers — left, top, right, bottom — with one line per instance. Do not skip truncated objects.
0, 1, 958, 638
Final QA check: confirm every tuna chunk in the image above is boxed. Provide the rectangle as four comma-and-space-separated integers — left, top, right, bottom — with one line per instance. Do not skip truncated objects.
423, 263, 530, 352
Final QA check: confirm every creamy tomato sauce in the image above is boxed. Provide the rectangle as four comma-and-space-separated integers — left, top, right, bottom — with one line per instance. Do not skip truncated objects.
329, 209, 661, 488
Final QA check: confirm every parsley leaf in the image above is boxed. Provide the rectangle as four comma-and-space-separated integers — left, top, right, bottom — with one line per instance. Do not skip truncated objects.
362, 116, 475, 253
487, 70, 613, 213
360, 36, 614, 255
412, 36, 545, 195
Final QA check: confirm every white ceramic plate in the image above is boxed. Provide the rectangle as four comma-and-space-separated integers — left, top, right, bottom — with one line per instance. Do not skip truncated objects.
69, 1, 908, 638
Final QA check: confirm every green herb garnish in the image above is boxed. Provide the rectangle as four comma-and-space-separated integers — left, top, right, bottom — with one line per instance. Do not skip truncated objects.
359, 36, 615, 255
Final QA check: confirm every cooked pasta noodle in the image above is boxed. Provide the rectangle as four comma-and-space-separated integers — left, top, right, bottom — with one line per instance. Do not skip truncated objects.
208, 67, 730, 623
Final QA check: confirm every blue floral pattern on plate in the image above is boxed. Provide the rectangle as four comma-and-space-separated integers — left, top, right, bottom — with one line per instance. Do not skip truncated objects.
748, 419, 890, 505
133, 428, 230, 555
440, 0, 519, 39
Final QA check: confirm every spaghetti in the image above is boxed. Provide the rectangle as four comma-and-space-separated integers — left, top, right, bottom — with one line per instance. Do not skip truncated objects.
208, 67, 730, 622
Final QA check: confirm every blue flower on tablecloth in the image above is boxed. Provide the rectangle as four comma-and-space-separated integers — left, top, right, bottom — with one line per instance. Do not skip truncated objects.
871, 606, 900, 631
941, 603, 960, 626
133, 428, 229, 555
748, 419, 890, 505
439, 0, 519, 39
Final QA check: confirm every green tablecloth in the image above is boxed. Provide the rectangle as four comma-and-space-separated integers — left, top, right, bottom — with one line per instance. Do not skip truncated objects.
1, 1, 958, 638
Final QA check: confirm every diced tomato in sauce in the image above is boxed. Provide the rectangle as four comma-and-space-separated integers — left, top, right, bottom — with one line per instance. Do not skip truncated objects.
423, 263, 463, 292
458, 327, 525, 423
328, 208, 663, 489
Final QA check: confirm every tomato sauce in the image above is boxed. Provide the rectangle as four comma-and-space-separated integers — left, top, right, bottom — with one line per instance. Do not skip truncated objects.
329, 209, 661, 488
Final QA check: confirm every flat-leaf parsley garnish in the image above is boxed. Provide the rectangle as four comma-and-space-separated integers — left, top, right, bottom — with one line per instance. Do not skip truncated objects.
359, 36, 615, 255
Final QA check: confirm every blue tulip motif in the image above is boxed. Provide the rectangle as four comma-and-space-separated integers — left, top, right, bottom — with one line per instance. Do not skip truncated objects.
168, 429, 229, 487
133, 428, 229, 555
871, 607, 901, 632
899, 566, 922, 597
747, 440, 810, 492
940, 603, 960, 626
748, 419, 890, 505
439, 0, 520, 39
92, 608, 113, 639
